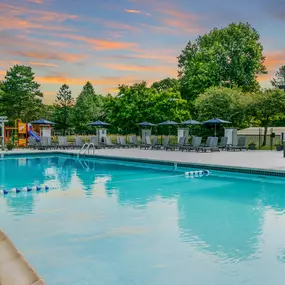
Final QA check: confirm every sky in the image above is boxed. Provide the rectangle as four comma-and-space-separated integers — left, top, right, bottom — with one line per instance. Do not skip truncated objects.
0, 0, 285, 104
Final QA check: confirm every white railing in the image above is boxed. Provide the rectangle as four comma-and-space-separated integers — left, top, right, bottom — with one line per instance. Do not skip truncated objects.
78, 143, 95, 156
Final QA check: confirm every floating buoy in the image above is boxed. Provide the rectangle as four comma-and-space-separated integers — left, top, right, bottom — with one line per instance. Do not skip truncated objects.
203, 170, 210, 176
185, 169, 210, 179
36, 186, 41, 191
27, 187, 32, 192
22, 187, 28, 192
45, 185, 49, 190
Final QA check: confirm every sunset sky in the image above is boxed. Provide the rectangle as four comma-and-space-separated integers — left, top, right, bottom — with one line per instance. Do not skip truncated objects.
0, 0, 284, 104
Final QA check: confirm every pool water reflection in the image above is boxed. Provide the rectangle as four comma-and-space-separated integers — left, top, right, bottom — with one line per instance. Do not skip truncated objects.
1, 155, 285, 285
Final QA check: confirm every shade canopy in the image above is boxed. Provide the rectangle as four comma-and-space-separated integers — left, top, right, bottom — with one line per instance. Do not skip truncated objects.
137, 121, 156, 127
87, 120, 111, 126
157, 120, 178, 126
203, 118, 231, 124
182, 119, 202, 125
30, 118, 56, 125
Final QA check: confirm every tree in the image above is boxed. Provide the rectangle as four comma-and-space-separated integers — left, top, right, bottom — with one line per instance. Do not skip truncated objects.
250, 89, 285, 146
105, 82, 190, 134
194, 87, 251, 129
151, 78, 180, 92
73, 82, 103, 133
53, 84, 74, 135
271, 65, 285, 88
178, 22, 266, 101
1, 65, 43, 121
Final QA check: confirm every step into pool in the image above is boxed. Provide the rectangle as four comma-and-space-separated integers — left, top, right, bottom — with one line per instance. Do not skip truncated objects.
1, 154, 285, 285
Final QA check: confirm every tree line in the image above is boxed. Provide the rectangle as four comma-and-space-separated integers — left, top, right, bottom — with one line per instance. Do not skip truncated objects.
1, 22, 285, 145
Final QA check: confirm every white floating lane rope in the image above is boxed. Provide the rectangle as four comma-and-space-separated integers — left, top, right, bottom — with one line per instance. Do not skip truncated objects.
185, 169, 211, 178
0, 185, 56, 196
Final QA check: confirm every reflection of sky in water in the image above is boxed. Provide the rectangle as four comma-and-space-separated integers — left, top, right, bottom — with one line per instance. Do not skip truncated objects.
1, 155, 285, 284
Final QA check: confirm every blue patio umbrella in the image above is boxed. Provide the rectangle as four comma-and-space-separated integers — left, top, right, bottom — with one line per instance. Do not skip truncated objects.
203, 118, 231, 136
182, 119, 202, 136
30, 118, 56, 125
182, 119, 201, 125
157, 120, 178, 126
87, 121, 111, 142
87, 121, 111, 127
137, 121, 156, 127
157, 120, 178, 136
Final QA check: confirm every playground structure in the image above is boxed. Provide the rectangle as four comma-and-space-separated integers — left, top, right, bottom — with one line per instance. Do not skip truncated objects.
4, 119, 53, 147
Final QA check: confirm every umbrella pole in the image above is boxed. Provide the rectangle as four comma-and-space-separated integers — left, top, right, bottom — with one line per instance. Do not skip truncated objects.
215, 124, 216, 136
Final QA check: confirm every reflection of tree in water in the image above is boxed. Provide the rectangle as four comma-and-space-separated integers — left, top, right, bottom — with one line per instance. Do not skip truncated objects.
105, 171, 184, 206
1, 157, 48, 188
5, 193, 35, 216
75, 159, 97, 191
55, 158, 76, 190
178, 177, 265, 261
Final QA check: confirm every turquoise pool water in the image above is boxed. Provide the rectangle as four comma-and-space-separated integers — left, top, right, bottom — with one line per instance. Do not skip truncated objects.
1, 155, 285, 285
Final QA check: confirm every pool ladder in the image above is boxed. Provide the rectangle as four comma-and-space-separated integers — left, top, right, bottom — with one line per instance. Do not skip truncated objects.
79, 143, 95, 156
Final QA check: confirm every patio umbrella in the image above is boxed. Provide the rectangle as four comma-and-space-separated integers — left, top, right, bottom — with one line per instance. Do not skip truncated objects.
137, 121, 156, 127
182, 119, 201, 125
87, 121, 111, 142
87, 121, 111, 127
182, 119, 202, 136
203, 118, 231, 136
157, 120, 178, 137
30, 118, 56, 125
157, 120, 178, 126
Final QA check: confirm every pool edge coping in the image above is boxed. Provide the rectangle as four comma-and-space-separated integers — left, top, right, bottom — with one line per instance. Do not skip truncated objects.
2, 151, 285, 177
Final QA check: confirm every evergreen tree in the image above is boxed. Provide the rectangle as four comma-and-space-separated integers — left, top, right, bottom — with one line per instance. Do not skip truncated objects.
53, 84, 74, 135
73, 82, 103, 133
1, 65, 43, 121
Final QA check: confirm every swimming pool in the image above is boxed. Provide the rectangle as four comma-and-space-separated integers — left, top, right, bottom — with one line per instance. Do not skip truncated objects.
1, 154, 285, 285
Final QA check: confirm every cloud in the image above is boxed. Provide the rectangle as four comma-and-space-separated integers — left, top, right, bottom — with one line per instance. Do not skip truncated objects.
124, 9, 151, 16
0, 32, 85, 64
104, 63, 176, 76
28, 62, 58, 68
62, 34, 138, 50
156, 6, 205, 34
0, 3, 77, 32
26, 0, 44, 3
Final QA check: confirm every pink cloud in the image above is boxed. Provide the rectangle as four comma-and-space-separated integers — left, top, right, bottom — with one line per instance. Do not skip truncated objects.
62, 34, 139, 50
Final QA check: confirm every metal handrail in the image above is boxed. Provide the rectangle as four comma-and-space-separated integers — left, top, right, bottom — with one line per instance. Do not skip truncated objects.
84, 143, 95, 155
79, 143, 89, 155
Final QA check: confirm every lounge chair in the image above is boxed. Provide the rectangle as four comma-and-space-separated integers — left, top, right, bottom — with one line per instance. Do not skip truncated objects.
230, 136, 248, 151
181, 136, 202, 152
74, 136, 83, 149
153, 136, 170, 150
140, 136, 152, 149
58, 136, 69, 149
28, 137, 39, 149
90, 136, 102, 149
151, 136, 158, 149
119, 136, 132, 148
218, 137, 228, 150
132, 136, 139, 148
198, 137, 220, 152
106, 136, 116, 148
167, 136, 185, 151
127, 136, 135, 148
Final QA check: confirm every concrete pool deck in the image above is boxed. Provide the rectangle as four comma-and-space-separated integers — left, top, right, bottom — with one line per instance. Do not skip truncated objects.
2, 148, 285, 172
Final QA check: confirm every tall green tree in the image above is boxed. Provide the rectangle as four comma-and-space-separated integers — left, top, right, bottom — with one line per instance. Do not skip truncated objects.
178, 22, 266, 101
73, 82, 103, 133
250, 89, 285, 146
1, 65, 43, 121
105, 82, 189, 134
271, 65, 285, 88
151, 78, 180, 92
195, 87, 251, 129
53, 84, 74, 135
